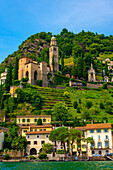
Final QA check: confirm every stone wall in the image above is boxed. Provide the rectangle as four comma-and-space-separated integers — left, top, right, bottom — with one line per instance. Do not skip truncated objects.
4, 150, 25, 158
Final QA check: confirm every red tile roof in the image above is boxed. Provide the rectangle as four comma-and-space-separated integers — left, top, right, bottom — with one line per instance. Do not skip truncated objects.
86, 123, 111, 130
21, 125, 52, 129
26, 131, 51, 135
75, 127, 86, 131
0, 130, 3, 133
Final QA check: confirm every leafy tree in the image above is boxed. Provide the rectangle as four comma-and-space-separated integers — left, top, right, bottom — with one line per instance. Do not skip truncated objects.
100, 103, 104, 109
52, 102, 68, 124
68, 129, 82, 158
102, 83, 107, 89
86, 101, 93, 109
38, 153, 47, 159
81, 108, 90, 120
15, 88, 25, 103
101, 61, 103, 78
13, 57, 18, 80
37, 118, 42, 125
105, 61, 108, 76
9, 125, 18, 138
56, 127, 69, 158
5, 63, 12, 91
4, 154, 9, 160
83, 63, 88, 80
61, 53, 64, 72
73, 101, 78, 109
42, 143, 53, 154
77, 56, 83, 78
77, 106, 81, 113
71, 65, 77, 77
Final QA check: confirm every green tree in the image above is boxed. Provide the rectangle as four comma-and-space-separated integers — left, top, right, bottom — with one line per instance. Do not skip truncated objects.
13, 57, 18, 80
77, 56, 83, 78
5, 63, 12, 91
73, 101, 78, 109
52, 102, 68, 124
68, 129, 82, 158
37, 118, 42, 125
101, 61, 103, 78
81, 108, 90, 120
52, 55, 54, 72
71, 65, 77, 77
105, 61, 108, 76
83, 63, 88, 80
56, 127, 69, 158
42, 143, 53, 154
61, 53, 64, 72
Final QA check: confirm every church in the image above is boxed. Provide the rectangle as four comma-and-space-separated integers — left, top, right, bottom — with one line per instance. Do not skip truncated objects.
18, 35, 59, 87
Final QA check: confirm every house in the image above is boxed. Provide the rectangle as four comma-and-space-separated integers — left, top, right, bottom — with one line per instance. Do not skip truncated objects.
69, 80, 83, 88
20, 124, 53, 137
26, 131, 52, 155
72, 123, 112, 157
16, 115, 51, 126
0, 68, 7, 85
0, 130, 4, 150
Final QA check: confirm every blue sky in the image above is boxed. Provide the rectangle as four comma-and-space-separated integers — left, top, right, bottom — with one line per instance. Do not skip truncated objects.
0, 0, 113, 64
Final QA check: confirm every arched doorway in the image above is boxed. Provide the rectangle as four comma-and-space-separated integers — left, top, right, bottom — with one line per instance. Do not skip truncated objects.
30, 148, 37, 155
26, 71, 29, 79
34, 70, 37, 80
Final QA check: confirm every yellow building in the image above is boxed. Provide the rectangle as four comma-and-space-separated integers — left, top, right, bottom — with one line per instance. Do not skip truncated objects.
72, 123, 113, 157
18, 56, 48, 87
20, 124, 53, 137
0, 130, 4, 150
16, 115, 51, 126
10, 86, 18, 97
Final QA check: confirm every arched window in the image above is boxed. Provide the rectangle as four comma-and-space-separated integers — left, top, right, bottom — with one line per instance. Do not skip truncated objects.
26, 71, 29, 79
34, 70, 37, 80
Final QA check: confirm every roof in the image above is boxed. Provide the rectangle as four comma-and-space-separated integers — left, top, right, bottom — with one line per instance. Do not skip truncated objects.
16, 115, 51, 118
21, 125, 52, 129
75, 127, 86, 131
19, 56, 33, 60
26, 131, 51, 135
0, 130, 3, 133
86, 123, 111, 130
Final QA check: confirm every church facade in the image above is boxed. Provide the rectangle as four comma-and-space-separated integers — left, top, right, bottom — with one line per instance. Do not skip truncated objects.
18, 35, 59, 87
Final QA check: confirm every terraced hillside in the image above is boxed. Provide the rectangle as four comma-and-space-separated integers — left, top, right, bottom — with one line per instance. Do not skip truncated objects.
35, 87, 72, 111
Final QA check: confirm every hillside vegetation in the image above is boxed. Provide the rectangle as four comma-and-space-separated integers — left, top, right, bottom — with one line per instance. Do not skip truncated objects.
1, 29, 113, 74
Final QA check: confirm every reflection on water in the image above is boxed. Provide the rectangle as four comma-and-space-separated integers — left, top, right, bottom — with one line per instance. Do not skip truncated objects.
0, 161, 113, 170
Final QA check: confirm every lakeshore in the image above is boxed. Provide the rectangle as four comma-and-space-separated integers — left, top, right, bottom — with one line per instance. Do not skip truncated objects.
0, 161, 113, 170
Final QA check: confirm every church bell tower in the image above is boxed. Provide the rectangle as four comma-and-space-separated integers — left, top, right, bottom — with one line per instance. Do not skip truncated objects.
49, 35, 59, 72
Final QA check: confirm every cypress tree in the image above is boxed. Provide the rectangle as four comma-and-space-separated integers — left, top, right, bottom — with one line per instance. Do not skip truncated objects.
14, 57, 18, 80
61, 53, 64, 72
71, 65, 77, 77
101, 61, 103, 78
77, 56, 83, 78
52, 55, 54, 72
83, 63, 88, 80
105, 61, 108, 76
5, 63, 12, 91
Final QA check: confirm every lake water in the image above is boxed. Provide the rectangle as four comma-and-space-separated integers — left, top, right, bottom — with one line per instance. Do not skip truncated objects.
0, 161, 113, 170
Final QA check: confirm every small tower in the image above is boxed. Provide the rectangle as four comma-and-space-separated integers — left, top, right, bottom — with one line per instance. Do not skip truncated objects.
49, 35, 59, 72
88, 63, 96, 82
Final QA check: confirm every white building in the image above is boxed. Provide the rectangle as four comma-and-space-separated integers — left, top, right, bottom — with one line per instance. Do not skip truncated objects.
0, 69, 7, 85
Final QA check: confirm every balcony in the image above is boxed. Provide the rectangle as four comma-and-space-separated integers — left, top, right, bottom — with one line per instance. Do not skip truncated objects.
104, 139, 109, 142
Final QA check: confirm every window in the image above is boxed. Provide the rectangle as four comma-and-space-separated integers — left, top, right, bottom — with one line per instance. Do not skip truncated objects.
78, 145, 81, 149
18, 119, 20, 123
34, 141, 37, 145
35, 129, 37, 131
37, 135, 39, 138
105, 135, 108, 140
27, 65, 28, 68
24, 130, 27, 133
30, 130, 33, 132
27, 135, 29, 138
104, 129, 108, 132
34, 119, 37, 122
27, 119, 30, 122
90, 130, 94, 133
97, 142, 102, 148
61, 147, 63, 149
98, 135, 100, 140
39, 129, 42, 131
92, 150, 95, 155
22, 119, 25, 123
83, 132, 85, 137
82, 144, 86, 148
43, 119, 46, 122
96, 129, 101, 133
27, 141, 30, 145
46, 135, 48, 138
105, 142, 109, 148
44, 129, 46, 131
41, 141, 45, 144
54, 48, 56, 51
